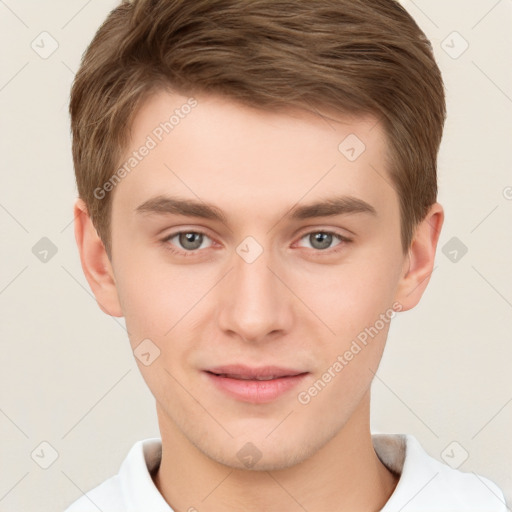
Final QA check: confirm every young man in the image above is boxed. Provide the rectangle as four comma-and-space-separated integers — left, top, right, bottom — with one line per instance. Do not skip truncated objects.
65, 0, 507, 510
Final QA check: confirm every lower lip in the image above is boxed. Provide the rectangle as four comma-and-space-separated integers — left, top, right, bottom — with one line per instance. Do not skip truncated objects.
204, 371, 309, 404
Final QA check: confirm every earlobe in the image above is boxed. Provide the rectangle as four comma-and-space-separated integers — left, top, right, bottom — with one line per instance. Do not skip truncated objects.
73, 198, 123, 317
395, 203, 444, 311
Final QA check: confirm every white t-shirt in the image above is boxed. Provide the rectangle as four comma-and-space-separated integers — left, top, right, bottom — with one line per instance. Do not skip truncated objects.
64, 433, 507, 511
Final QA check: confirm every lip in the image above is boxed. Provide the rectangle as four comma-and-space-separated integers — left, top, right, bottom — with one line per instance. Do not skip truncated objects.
203, 364, 309, 404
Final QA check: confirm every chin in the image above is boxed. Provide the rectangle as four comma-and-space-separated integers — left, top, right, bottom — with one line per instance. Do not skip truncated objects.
199, 432, 320, 472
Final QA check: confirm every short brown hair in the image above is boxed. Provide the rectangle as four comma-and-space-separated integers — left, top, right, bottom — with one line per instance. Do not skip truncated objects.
70, 0, 446, 258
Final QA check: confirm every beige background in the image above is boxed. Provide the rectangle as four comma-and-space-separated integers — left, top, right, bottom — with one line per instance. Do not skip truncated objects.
1, 1, 511, 510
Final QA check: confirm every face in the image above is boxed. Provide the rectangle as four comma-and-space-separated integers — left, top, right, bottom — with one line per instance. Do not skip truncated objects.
108, 90, 408, 470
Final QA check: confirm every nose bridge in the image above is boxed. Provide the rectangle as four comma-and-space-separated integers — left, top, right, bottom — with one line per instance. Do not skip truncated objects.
217, 237, 291, 340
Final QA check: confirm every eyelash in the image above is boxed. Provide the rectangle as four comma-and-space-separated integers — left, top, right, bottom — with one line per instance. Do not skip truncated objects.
160, 229, 352, 258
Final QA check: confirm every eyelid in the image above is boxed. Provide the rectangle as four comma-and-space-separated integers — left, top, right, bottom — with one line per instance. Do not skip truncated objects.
295, 225, 352, 240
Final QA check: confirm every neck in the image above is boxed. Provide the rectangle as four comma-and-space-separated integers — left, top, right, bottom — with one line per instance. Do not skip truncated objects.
153, 390, 398, 512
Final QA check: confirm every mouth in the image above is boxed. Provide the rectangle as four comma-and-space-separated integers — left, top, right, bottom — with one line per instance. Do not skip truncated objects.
210, 373, 289, 381
203, 365, 309, 404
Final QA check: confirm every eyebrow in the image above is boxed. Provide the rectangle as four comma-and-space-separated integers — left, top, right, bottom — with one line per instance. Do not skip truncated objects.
135, 194, 376, 223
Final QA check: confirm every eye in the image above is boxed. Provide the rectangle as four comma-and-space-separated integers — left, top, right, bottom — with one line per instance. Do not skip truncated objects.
296, 231, 349, 252
162, 230, 214, 254
160, 228, 351, 257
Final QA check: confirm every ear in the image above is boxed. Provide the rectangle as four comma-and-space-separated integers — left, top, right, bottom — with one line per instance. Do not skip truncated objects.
73, 198, 123, 317
394, 202, 444, 311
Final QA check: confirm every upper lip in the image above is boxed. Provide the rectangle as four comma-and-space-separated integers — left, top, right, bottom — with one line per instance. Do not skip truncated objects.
205, 364, 308, 380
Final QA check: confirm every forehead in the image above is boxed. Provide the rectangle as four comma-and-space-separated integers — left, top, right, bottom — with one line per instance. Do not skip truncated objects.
112, 90, 397, 225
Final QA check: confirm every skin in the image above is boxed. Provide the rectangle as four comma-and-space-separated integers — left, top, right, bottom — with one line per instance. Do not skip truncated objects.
74, 90, 443, 512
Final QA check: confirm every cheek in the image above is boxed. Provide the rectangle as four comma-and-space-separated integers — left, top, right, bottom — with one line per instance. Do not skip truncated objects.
296, 319, 392, 421
290, 254, 401, 337
114, 258, 217, 351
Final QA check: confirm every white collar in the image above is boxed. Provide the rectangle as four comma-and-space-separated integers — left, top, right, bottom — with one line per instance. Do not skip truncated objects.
77, 433, 505, 511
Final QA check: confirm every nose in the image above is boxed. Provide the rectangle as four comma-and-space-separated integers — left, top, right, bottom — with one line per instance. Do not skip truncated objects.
216, 242, 293, 343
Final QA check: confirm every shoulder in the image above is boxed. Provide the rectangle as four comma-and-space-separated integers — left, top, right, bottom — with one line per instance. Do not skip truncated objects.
376, 433, 507, 511
63, 438, 165, 512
